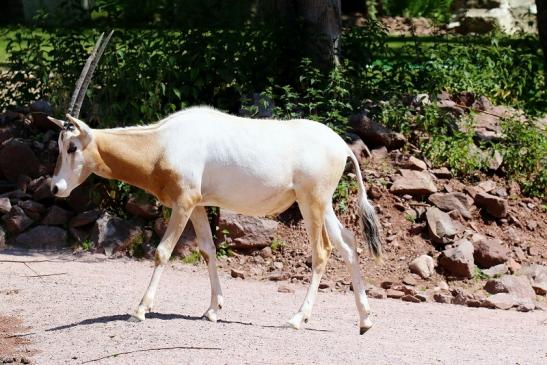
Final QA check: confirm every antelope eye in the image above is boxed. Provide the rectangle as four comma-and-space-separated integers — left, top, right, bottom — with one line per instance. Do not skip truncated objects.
67, 143, 77, 154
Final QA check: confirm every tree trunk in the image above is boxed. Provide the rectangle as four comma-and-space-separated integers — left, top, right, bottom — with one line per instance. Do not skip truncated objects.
258, 0, 342, 69
538, 0, 547, 70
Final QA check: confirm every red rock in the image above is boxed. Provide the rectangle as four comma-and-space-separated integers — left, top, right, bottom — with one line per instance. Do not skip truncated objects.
473, 238, 509, 268
408, 255, 435, 279
475, 192, 508, 218
390, 170, 437, 197
231, 268, 246, 279
386, 289, 405, 299
438, 239, 475, 278
402, 294, 421, 303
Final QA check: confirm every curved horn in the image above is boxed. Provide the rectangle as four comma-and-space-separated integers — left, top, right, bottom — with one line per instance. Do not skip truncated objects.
69, 30, 114, 118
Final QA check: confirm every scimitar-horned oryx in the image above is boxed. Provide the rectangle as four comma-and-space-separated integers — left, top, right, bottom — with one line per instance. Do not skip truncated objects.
47, 32, 382, 334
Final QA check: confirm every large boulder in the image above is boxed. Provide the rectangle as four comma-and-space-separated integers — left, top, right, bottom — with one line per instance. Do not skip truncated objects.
218, 210, 279, 249
41, 205, 73, 226
484, 275, 536, 300
14, 225, 68, 249
426, 207, 464, 244
408, 255, 435, 279
349, 112, 406, 150
473, 237, 509, 268
428, 192, 474, 219
390, 169, 437, 197
0, 139, 40, 182
519, 265, 547, 296
125, 197, 159, 220
2, 206, 33, 234
438, 239, 475, 278
475, 192, 508, 218
18, 200, 46, 220
0, 197, 12, 215
90, 212, 144, 255
481, 293, 516, 310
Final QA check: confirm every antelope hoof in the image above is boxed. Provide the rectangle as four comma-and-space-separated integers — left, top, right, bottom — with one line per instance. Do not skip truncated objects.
203, 309, 218, 322
129, 312, 145, 322
359, 318, 373, 335
287, 312, 308, 330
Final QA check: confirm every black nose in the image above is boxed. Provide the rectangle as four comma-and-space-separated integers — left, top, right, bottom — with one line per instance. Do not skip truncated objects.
51, 185, 58, 194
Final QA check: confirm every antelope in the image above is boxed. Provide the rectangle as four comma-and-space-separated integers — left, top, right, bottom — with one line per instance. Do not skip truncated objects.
48, 32, 382, 334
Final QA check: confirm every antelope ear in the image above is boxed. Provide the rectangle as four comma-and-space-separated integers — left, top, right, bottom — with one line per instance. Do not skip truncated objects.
47, 116, 66, 129
66, 114, 93, 145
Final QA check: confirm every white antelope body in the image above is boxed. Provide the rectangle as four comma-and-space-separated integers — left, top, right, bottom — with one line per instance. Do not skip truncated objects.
48, 33, 382, 334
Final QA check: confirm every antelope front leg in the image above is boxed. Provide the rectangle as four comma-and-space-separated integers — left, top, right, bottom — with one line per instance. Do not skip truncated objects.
131, 205, 191, 321
190, 207, 224, 322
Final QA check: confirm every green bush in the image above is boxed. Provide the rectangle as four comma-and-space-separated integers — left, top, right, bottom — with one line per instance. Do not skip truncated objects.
1, 22, 546, 198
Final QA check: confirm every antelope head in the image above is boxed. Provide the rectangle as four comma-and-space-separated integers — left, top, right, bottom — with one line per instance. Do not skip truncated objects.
49, 31, 113, 197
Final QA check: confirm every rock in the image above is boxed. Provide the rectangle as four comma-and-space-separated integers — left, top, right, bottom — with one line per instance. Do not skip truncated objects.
90, 212, 144, 255
402, 274, 418, 286
473, 238, 509, 268
125, 197, 159, 220
402, 294, 421, 303
0, 227, 6, 250
428, 192, 474, 219
380, 281, 394, 289
515, 298, 536, 312
230, 268, 246, 279
218, 210, 278, 249
367, 287, 386, 299
433, 293, 453, 304
2, 206, 33, 234
278, 284, 295, 293
487, 150, 503, 171
478, 180, 497, 193
41, 205, 73, 226
268, 272, 289, 281
260, 246, 273, 259
0, 197, 12, 214
430, 167, 452, 179
390, 169, 437, 197
426, 207, 464, 244
519, 265, 547, 296
407, 156, 427, 171
483, 263, 508, 277
18, 200, 46, 220
29, 100, 54, 130
346, 134, 370, 161
415, 293, 429, 302
69, 210, 101, 228
15, 225, 68, 248
349, 112, 406, 150
481, 293, 515, 310
484, 275, 536, 300
32, 177, 54, 201
475, 192, 508, 218
386, 289, 405, 299
451, 288, 475, 306
0, 139, 40, 182
438, 239, 475, 278
409, 255, 435, 279
370, 146, 388, 160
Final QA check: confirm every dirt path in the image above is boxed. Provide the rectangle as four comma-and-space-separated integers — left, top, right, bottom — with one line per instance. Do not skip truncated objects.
1, 250, 546, 365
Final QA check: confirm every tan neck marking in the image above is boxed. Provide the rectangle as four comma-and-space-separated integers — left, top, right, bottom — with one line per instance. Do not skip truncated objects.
89, 128, 182, 204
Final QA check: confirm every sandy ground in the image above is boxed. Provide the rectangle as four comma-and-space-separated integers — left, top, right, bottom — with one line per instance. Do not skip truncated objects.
1, 250, 546, 365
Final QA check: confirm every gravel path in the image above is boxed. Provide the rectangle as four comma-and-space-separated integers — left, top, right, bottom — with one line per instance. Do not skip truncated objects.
1, 250, 546, 365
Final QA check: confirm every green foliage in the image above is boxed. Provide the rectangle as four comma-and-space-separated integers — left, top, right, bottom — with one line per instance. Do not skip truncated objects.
128, 233, 145, 257
497, 119, 547, 198
1, 21, 546, 199
382, 0, 454, 23
271, 239, 286, 252
81, 239, 93, 251
181, 250, 202, 264
333, 175, 359, 213
216, 242, 234, 258
473, 267, 490, 281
